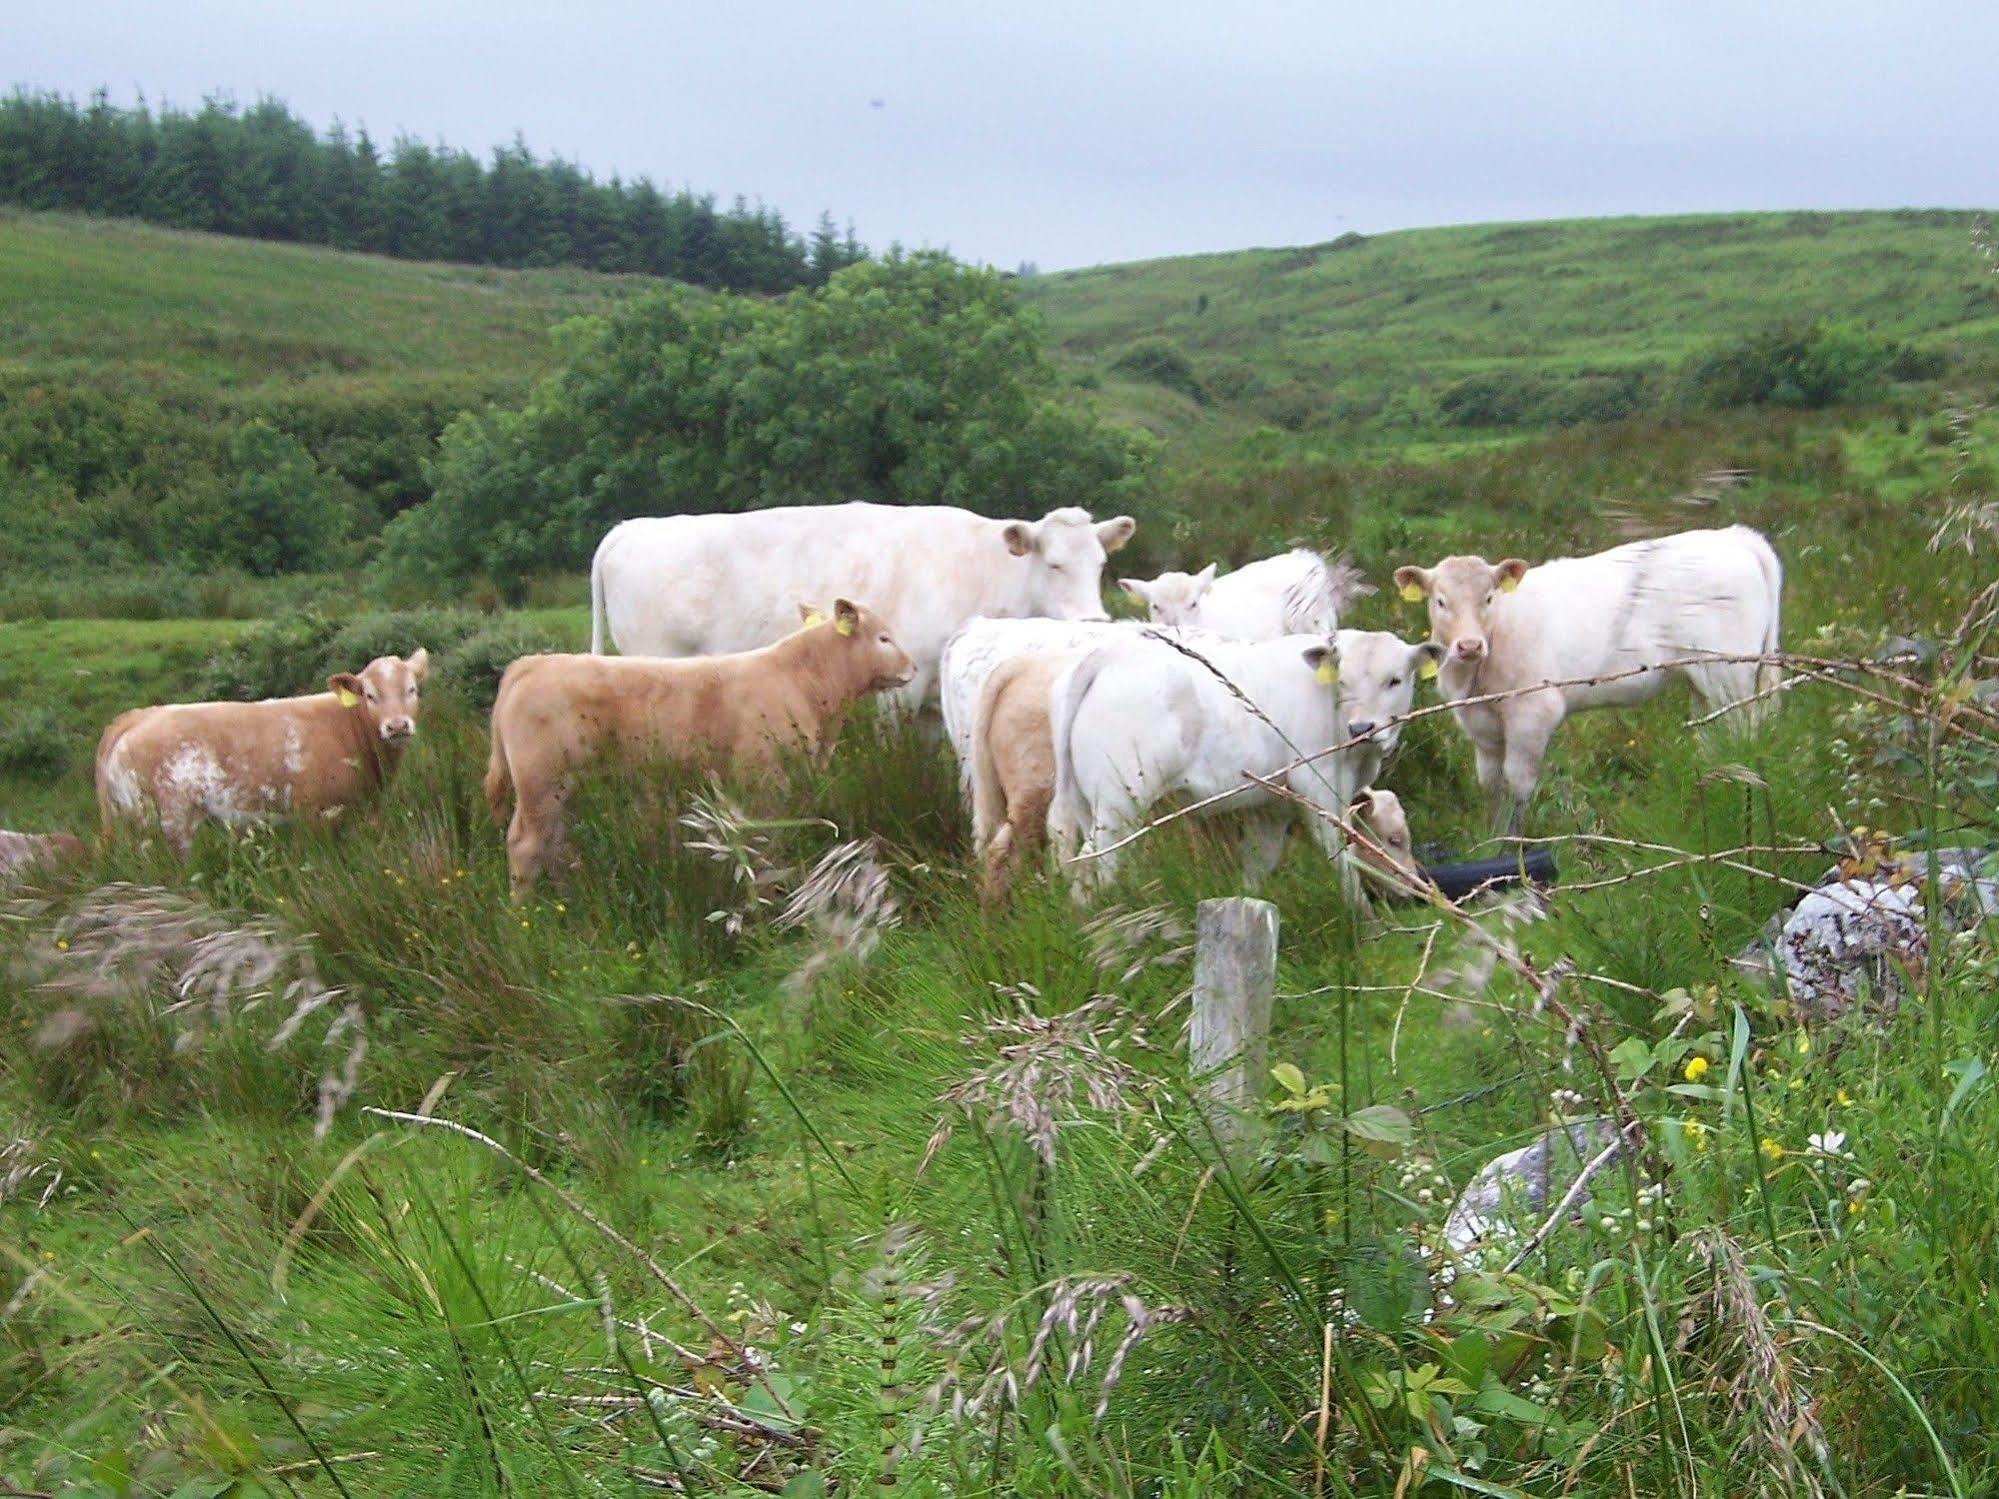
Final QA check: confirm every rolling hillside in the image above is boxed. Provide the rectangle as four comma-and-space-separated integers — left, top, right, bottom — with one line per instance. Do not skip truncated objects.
1027, 209, 1999, 445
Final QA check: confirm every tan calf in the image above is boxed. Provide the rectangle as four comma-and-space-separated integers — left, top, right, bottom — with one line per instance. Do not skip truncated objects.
485, 599, 913, 897
967, 648, 1081, 904
96, 652, 429, 856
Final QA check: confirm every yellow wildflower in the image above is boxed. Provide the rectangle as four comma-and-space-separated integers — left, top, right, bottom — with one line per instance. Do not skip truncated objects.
1683, 1056, 1710, 1083
1836, 1089, 1851, 1107
1683, 1119, 1709, 1151
1760, 1138, 1784, 1161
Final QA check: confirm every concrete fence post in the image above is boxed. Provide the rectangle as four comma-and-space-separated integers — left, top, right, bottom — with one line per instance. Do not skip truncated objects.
1188, 896, 1279, 1142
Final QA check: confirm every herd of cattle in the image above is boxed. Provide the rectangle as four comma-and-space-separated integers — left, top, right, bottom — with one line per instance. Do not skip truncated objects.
66, 500, 1784, 907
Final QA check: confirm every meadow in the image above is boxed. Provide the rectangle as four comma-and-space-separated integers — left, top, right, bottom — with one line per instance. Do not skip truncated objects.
6, 211, 1999, 1495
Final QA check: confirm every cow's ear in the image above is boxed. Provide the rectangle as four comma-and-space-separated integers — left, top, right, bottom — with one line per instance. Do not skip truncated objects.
1001, 521, 1037, 558
407, 648, 430, 683
1392, 565, 1430, 604
1493, 558, 1530, 593
1302, 643, 1340, 685
1118, 577, 1152, 603
1411, 639, 1446, 681
328, 673, 365, 709
1190, 562, 1219, 597
1095, 515, 1136, 553
1348, 787, 1379, 817
832, 597, 860, 637
796, 601, 827, 626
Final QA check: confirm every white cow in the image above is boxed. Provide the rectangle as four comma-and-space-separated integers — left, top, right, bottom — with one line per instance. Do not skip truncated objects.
1120, 550, 1369, 639
588, 503, 1135, 713
1392, 524, 1782, 834
1049, 629, 1443, 899
939, 617, 1226, 794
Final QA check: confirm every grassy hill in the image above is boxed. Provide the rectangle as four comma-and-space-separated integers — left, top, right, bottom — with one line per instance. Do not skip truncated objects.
1028, 209, 1999, 447
8, 206, 1999, 1492
0, 207, 638, 397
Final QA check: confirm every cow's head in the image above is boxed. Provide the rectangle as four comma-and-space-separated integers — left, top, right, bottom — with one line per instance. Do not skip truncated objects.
1324, 631, 1444, 758
804, 598, 917, 692
1349, 787, 1419, 886
329, 649, 429, 743
1120, 562, 1217, 626
1392, 555, 1530, 667
1000, 507, 1135, 622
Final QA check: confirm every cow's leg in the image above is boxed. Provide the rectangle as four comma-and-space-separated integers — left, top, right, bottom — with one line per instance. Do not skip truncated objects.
980, 823, 1017, 906
1302, 803, 1369, 910
152, 786, 199, 859
1237, 808, 1291, 886
506, 771, 565, 901
1497, 694, 1563, 838
1463, 720, 1509, 837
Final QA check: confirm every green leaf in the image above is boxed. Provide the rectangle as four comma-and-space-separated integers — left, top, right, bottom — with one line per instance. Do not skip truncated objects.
780, 1474, 828, 1499
1342, 1104, 1414, 1144
1270, 1062, 1307, 1097
1607, 1036, 1654, 1082
1942, 1056, 1988, 1135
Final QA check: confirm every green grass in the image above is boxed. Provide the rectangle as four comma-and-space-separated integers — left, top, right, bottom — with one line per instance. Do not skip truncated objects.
6, 402, 1999, 1494
0, 207, 639, 398
8, 208, 1999, 1494
1028, 209, 1999, 450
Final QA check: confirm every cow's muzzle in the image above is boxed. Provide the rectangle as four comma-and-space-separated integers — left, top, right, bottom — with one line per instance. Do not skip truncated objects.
380, 719, 416, 742
1451, 638, 1487, 662
1347, 720, 1377, 742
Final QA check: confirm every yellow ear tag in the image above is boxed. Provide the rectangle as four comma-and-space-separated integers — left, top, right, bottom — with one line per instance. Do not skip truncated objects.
1399, 582, 1424, 603
1315, 660, 1338, 686
835, 615, 854, 637
1498, 575, 1520, 593
803, 610, 825, 628
1419, 657, 1439, 681
336, 688, 359, 708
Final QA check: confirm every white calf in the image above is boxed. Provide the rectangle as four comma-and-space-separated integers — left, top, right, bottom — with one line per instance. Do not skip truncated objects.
1393, 524, 1782, 833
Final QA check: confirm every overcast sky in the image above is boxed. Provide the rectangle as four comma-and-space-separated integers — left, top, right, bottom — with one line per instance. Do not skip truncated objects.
16, 1, 1999, 270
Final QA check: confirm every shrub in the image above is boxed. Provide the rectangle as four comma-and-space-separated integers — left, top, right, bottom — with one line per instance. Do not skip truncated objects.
438, 617, 570, 710
0, 708, 73, 782
1111, 339, 1209, 404
321, 609, 485, 679
221, 420, 356, 577
195, 609, 346, 699
1679, 321, 1898, 410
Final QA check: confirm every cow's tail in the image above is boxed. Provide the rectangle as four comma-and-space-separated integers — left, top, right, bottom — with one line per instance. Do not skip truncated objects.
483, 668, 519, 824
1048, 648, 1108, 858
93, 708, 149, 836
1742, 526, 1784, 722
588, 525, 617, 655
968, 655, 1016, 851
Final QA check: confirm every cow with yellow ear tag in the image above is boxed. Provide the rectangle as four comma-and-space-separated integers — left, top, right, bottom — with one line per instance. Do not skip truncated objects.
1392, 526, 1784, 835
1046, 627, 1434, 908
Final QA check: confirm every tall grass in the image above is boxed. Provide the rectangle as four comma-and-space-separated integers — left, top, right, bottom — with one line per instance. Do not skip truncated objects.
5, 408, 1999, 1494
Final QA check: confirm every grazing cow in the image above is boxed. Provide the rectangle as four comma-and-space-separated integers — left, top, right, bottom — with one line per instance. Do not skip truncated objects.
1120, 550, 1369, 639
1048, 629, 1443, 899
1393, 525, 1782, 834
96, 652, 429, 856
588, 502, 1135, 714
0, 830, 85, 880
1348, 787, 1420, 891
486, 600, 913, 897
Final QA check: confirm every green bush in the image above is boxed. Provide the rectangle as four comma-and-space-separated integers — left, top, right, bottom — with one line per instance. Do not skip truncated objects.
1111, 338, 1209, 404
381, 253, 1149, 598
322, 609, 485, 679
1680, 321, 1900, 410
195, 609, 347, 699
437, 617, 570, 710
0, 708, 73, 782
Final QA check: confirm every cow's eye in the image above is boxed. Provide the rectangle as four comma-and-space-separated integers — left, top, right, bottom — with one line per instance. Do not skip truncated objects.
1388, 675, 1402, 687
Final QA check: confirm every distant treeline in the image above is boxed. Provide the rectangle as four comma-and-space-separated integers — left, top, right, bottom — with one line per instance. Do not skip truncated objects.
0, 89, 864, 292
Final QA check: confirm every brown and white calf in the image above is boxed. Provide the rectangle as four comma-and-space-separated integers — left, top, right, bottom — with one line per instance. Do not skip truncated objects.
1393, 525, 1781, 834
485, 599, 914, 897
96, 651, 430, 855
0, 829, 85, 880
